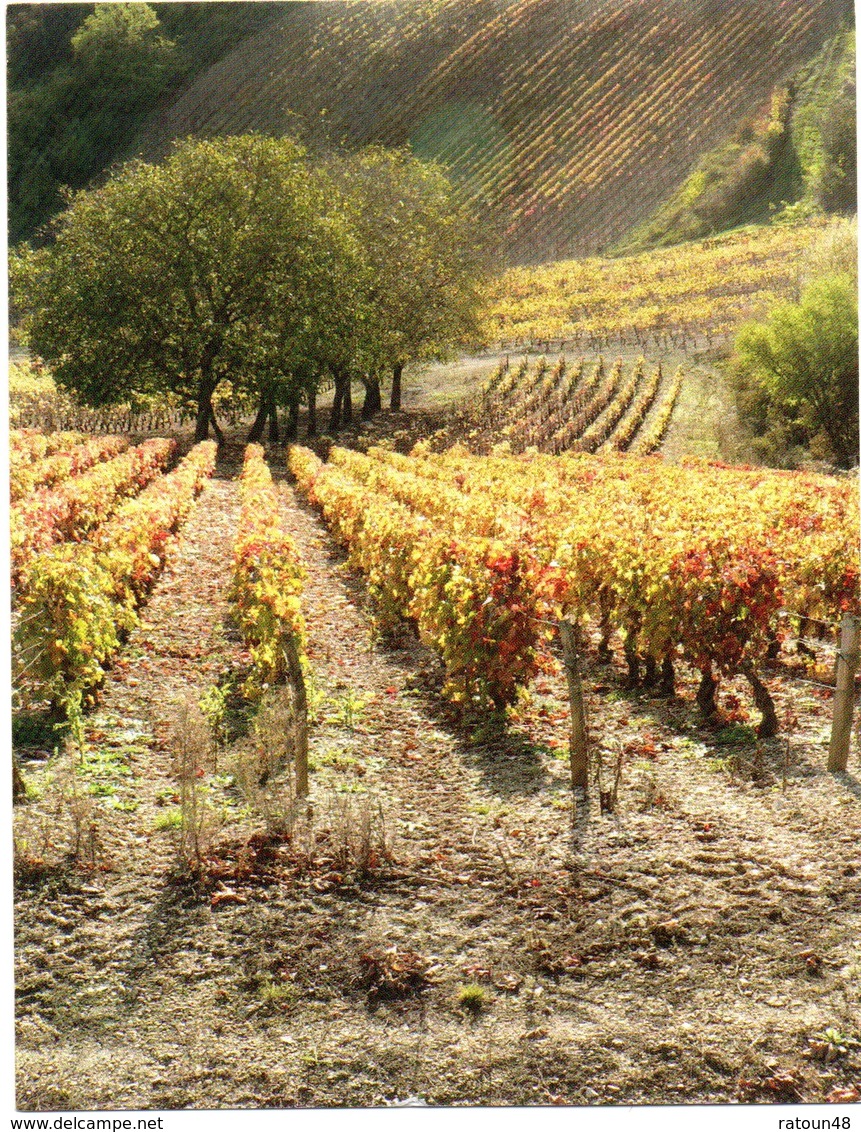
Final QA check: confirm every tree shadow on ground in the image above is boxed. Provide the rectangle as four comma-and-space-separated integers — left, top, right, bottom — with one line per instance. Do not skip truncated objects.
834, 771, 861, 799
118, 879, 218, 1008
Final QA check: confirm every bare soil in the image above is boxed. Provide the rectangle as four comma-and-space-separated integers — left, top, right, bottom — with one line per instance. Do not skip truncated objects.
13, 440, 861, 1111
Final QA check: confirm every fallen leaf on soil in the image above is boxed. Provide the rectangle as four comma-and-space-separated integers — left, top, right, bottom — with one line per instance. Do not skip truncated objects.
806, 1041, 841, 1063
740, 1070, 804, 1101
826, 1086, 860, 1103
763, 1072, 804, 1099
463, 964, 492, 979
651, 920, 689, 946
210, 888, 247, 909
493, 973, 523, 993
634, 950, 663, 969
798, 949, 822, 972
358, 947, 436, 1000
560, 954, 584, 969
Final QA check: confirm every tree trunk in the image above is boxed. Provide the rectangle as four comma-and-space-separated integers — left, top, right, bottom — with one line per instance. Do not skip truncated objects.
286, 397, 299, 440
390, 362, 404, 412
194, 345, 221, 442
330, 371, 354, 431
267, 396, 280, 443
307, 389, 317, 437
361, 375, 382, 419
194, 399, 211, 442
208, 406, 224, 446
247, 394, 269, 443
329, 384, 343, 432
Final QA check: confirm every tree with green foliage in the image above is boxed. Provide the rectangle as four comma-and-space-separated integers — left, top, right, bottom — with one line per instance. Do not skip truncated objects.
6, 4, 90, 88
70, 2, 177, 100
815, 74, 857, 214
11, 134, 329, 441
327, 147, 491, 420
240, 171, 367, 441
239, 148, 490, 436
12, 133, 489, 441
7, 2, 281, 243
7, 2, 180, 243
733, 273, 858, 467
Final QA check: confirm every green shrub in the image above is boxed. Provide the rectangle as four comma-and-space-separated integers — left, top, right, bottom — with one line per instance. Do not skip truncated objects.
732, 272, 858, 467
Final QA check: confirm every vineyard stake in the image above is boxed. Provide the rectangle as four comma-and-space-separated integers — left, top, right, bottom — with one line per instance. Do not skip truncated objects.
281, 635, 309, 796
559, 619, 589, 798
827, 614, 860, 772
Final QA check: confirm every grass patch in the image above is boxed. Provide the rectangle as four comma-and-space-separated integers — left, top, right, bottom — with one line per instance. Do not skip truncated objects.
326, 689, 367, 731
154, 808, 183, 831
714, 724, 758, 747
107, 798, 140, 813
87, 781, 117, 798
257, 976, 296, 1009
457, 983, 490, 1014
335, 781, 368, 795
79, 747, 134, 779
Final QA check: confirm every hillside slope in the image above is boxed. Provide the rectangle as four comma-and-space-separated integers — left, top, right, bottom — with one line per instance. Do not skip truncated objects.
617, 28, 856, 253
135, 0, 851, 263
6, 2, 284, 243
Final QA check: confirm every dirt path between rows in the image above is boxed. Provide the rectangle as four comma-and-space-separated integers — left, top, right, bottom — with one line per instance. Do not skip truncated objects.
14, 445, 861, 1110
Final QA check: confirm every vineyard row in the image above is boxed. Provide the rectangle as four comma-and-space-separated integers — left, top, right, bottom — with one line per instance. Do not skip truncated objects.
288, 443, 858, 735
447, 353, 680, 457
13, 442, 217, 711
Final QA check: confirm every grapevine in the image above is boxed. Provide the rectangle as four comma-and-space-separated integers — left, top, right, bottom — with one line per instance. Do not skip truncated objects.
13, 442, 216, 711
231, 445, 307, 697
11, 438, 176, 584
11, 435, 129, 502
290, 444, 858, 734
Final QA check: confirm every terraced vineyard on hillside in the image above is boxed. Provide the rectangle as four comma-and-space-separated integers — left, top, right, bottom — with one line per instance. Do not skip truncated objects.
484, 218, 834, 348
136, 0, 848, 261
431, 353, 681, 455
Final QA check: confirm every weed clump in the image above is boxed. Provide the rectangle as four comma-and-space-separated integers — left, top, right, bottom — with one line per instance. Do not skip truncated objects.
233, 685, 306, 835
357, 947, 437, 1001
456, 983, 490, 1014
168, 695, 223, 877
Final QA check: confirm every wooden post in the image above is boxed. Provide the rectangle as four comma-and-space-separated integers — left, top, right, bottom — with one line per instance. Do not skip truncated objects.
559, 619, 589, 797
281, 635, 309, 797
828, 614, 860, 772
